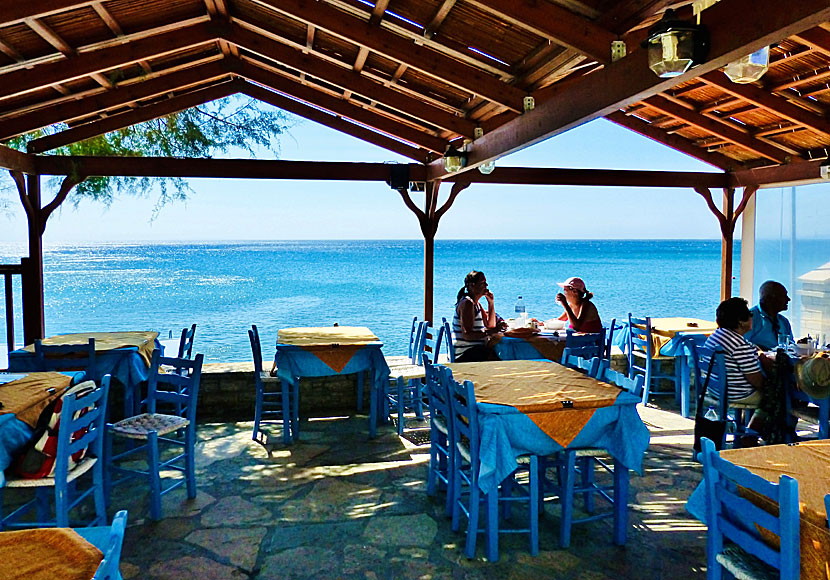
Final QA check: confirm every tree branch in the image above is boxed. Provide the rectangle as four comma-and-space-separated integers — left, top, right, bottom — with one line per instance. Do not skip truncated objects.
40, 174, 85, 231
10, 170, 34, 219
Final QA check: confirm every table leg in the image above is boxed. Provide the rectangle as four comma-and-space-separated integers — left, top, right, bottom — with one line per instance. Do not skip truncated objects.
369, 372, 377, 438
679, 355, 690, 418
613, 457, 630, 545
356, 372, 365, 412
281, 378, 293, 445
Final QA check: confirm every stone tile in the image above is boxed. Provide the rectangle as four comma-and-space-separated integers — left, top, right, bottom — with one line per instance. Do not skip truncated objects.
362, 513, 437, 547
200, 496, 273, 527
161, 490, 216, 519
196, 431, 258, 467
276, 478, 383, 522
265, 520, 366, 552
259, 546, 340, 579
185, 526, 267, 571
148, 555, 246, 580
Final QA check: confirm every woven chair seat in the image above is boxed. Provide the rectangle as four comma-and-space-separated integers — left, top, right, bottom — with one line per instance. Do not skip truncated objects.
259, 371, 279, 384
385, 355, 413, 367
389, 364, 426, 381
790, 403, 820, 422
716, 544, 779, 580
6, 457, 97, 488
111, 413, 190, 440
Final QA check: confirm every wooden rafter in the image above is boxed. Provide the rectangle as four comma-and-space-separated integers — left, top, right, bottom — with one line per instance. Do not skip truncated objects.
250, 0, 526, 112
465, 0, 616, 65
368, 0, 390, 27
225, 22, 477, 138
0, 0, 99, 27
423, 0, 456, 39
428, 0, 830, 179
27, 80, 237, 153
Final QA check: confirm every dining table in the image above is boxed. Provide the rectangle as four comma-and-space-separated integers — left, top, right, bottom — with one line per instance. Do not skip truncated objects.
275, 326, 391, 441
6, 331, 159, 418
686, 441, 830, 580
445, 360, 650, 496
0, 371, 74, 487
492, 329, 567, 362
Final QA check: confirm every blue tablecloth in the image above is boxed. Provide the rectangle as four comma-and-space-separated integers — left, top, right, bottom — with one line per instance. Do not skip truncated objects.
276, 342, 391, 440
494, 334, 564, 361
477, 391, 649, 493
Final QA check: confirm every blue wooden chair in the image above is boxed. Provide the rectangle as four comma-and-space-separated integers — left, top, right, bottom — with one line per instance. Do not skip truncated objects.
423, 357, 454, 516
694, 345, 757, 449
789, 387, 829, 440
385, 318, 426, 368
75, 509, 128, 580
385, 324, 431, 434
627, 314, 680, 406
249, 324, 293, 444
105, 351, 203, 521
449, 373, 539, 562
434, 317, 455, 363
564, 329, 606, 360
1, 376, 110, 529
33, 337, 97, 380
545, 359, 639, 548
700, 437, 799, 580
560, 348, 603, 375
603, 318, 624, 360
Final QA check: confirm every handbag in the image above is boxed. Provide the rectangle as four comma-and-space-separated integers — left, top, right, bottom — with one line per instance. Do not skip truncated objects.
693, 353, 724, 453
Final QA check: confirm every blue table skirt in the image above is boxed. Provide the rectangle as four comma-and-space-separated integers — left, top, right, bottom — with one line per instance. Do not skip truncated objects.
613, 324, 708, 357
7, 347, 154, 389
0, 414, 33, 488
476, 390, 650, 494
494, 335, 562, 361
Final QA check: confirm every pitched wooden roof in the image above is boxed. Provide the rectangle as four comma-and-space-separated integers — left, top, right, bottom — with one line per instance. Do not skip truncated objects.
1, 0, 830, 180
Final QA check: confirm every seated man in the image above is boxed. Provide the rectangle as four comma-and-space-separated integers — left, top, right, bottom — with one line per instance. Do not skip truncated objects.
743, 280, 793, 351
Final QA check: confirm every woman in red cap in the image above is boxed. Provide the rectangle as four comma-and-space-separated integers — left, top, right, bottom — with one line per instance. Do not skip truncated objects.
555, 276, 603, 333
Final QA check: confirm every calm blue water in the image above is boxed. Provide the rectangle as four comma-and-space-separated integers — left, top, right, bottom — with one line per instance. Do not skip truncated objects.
0, 240, 738, 364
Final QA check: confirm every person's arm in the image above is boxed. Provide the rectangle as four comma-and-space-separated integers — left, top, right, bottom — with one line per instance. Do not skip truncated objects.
744, 370, 764, 389
482, 290, 497, 329
735, 341, 764, 390
459, 299, 497, 340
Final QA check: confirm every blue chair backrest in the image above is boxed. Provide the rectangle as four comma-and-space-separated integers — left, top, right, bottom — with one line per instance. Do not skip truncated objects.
146, 350, 204, 421
419, 322, 437, 365
424, 360, 452, 426
434, 317, 456, 363
249, 324, 265, 373
627, 314, 654, 376
407, 316, 419, 358
695, 345, 729, 418
560, 349, 602, 377
34, 337, 97, 378
55, 375, 110, 483
175, 324, 197, 359
410, 321, 429, 364
449, 374, 480, 468
93, 510, 128, 580
603, 318, 624, 359
564, 329, 605, 360
700, 437, 799, 578
599, 365, 644, 394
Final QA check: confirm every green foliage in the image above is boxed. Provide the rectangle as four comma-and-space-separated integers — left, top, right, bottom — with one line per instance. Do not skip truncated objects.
3, 95, 294, 211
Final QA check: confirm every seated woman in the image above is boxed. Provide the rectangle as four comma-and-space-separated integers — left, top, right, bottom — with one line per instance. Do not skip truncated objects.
555, 277, 602, 333
451, 271, 504, 362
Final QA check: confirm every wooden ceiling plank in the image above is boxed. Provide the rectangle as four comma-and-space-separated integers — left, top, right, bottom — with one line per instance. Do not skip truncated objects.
25, 17, 74, 54
1, 1, 97, 28
427, 0, 830, 179
28, 80, 237, 153
236, 80, 429, 162
771, 68, 830, 92
0, 21, 217, 103
0, 61, 229, 140
304, 24, 315, 54
226, 22, 476, 138
236, 59, 447, 154
252, 0, 525, 112
0, 38, 26, 62
606, 110, 736, 170
644, 95, 793, 163
465, 0, 616, 65
701, 70, 830, 138
353, 46, 369, 72
91, 1, 123, 35
423, 0, 456, 39
791, 27, 830, 57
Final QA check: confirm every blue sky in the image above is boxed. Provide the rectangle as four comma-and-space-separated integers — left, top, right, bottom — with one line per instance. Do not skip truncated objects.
0, 112, 727, 243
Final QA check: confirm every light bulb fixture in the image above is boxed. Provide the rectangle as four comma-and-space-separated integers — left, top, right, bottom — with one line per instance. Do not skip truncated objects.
442, 144, 467, 173
478, 160, 496, 174
643, 9, 709, 78
724, 46, 769, 84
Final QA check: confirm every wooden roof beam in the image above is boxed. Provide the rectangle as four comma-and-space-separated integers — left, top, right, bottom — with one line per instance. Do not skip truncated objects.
0, 143, 37, 173
644, 95, 795, 163
0, 61, 229, 141
91, 1, 150, 73
445, 166, 730, 188
225, 22, 476, 138
0, 1, 98, 27
423, 0, 456, 39
730, 158, 826, 187
368, 0, 390, 27
0, 20, 219, 103
791, 27, 830, 57
27, 80, 237, 153
606, 110, 737, 170
465, 0, 617, 65
236, 79, 430, 162
251, 0, 526, 112
427, 0, 830, 179
701, 70, 830, 138
235, 59, 447, 154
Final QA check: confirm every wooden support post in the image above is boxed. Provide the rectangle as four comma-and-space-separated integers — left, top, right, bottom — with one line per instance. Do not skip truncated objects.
10, 170, 86, 344
694, 185, 759, 302
397, 179, 470, 324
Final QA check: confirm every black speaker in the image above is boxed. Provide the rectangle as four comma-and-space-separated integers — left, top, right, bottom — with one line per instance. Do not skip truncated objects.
388, 165, 410, 190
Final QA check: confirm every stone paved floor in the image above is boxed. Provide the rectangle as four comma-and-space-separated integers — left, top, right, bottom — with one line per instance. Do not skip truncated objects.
86, 400, 712, 580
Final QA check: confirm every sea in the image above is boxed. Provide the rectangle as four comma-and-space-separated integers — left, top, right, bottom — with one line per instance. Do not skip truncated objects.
0, 239, 739, 365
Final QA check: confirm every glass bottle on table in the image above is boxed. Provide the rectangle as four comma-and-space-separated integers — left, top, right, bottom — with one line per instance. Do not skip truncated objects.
514, 296, 527, 326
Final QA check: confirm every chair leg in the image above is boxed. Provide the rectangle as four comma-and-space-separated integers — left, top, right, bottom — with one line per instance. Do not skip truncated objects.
612, 457, 629, 546
38, 487, 55, 525
147, 431, 162, 521
464, 481, 481, 558
104, 426, 113, 507
679, 355, 691, 418
484, 489, 499, 562
559, 450, 577, 548
581, 457, 595, 514
252, 382, 263, 441
397, 377, 405, 436
444, 446, 455, 518
92, 459, 107, 526
529, 455, 539, 556
186, 425, 197, 499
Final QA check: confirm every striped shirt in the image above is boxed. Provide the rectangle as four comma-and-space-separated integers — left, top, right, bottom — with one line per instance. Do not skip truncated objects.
703, 327, 761, 401
452, 297, 486, 357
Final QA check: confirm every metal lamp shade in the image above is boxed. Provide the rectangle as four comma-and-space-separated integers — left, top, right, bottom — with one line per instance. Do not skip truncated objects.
442, 146, 467, 172
647, 30, 698, 77
724, 46, 770, 83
